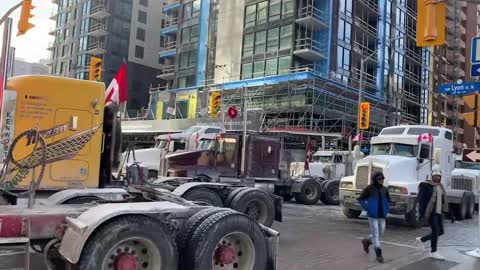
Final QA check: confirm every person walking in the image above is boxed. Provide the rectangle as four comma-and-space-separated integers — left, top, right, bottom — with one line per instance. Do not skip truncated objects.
416, 165, 455, 260
358, 171, 391, 263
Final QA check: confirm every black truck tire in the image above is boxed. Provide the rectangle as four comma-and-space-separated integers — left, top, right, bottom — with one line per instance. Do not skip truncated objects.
230, 189, 275, 227
323, 180, 340, 205
342, 206, 361, 219
224, 187, 251, 207
453, 195, 468, 221
177, 208, 232, 251
186, 211, 268, 270
294, 179, 322, 205
466, 193, 475, 219
183, 188, 224, 207
77, 215, 178, 270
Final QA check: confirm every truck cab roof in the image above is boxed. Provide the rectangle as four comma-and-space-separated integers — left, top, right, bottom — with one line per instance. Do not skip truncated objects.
372, 125, 453, 146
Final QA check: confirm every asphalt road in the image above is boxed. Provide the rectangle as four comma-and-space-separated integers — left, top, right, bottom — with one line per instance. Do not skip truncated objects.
1, 201, 479, 269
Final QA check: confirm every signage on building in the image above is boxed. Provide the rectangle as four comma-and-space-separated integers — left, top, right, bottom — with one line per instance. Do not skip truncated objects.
471, 37, 480, 77
439, 82, 480, 96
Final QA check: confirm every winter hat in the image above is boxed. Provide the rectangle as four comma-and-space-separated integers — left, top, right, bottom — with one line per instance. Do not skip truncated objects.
432, 164, 442, 176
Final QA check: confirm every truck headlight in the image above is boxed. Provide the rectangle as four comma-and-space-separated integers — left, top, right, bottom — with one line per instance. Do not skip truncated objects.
388, 185, 408, 194
340, 181, 353, 188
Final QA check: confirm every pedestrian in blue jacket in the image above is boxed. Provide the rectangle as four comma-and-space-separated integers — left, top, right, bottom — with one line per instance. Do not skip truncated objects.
358, 171, 391, 263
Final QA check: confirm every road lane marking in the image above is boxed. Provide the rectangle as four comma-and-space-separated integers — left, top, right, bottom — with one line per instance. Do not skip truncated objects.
355, 237, 419, 249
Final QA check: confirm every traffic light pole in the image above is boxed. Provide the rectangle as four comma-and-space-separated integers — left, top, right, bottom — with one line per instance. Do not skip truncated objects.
356, 35, 407, 137
0, 18, 13, 90
0, 2, 22, 26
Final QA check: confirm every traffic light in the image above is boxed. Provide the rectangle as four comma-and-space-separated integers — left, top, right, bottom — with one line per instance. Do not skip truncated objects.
17, 0, 35, 36
359, 102, 371, 130
210, 92, 221, 117
416, 0, 446, 47
89, 57, 103, 81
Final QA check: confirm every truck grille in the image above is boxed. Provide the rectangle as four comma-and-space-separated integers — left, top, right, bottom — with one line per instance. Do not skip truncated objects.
451, 176, 474, 192
356, 166, 383, 190
356, 166, 369, 190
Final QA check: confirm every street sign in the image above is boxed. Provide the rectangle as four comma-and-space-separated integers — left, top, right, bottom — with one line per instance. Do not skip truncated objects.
471, 37, 480, 77
439, 82, 480, 96
471, 63, 480, 77
462, 148, 480, 162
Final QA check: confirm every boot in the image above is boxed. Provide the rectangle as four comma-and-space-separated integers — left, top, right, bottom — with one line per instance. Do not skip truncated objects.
375, 248, 384, 263
362, 239, 371, 254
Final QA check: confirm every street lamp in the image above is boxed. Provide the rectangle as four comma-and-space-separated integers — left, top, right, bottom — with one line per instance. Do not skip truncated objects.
356, 35, 408, 136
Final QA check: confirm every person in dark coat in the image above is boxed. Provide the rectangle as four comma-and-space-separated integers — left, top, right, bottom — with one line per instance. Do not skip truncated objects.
416, 165, 455, 260
358, 171, 391, 263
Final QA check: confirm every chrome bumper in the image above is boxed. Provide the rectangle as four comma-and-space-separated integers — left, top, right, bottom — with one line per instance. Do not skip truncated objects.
340, 189, 416, 215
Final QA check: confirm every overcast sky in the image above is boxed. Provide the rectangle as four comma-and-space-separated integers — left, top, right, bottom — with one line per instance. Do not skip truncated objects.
0, 0, 54, 63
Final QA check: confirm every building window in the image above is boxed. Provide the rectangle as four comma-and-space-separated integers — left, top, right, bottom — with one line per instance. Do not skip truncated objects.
243, 33, 254, 56
254, 30, 266, 55
256, 1, 268, 25
181, 24, 199, 44
282, 0, 294, 18
179, 50, 197, 70
339, 0, 353, 17
338, 19, 351, 43
242, 63, 253, 79
140, 0, 148, 7
245, 4, 256, 28
183, 3, 192, 19
135, 45, 144, 58
267, 28, 279, 52
178, 75, 196, 88
265, 58, 278, 76
138, 10, 147, 24
278, 56, 290, 74
192, 0, 201, 17
136, 27, 146, 41
279, 25, 292, 50
253, 60, 265, 77
269, 0, 281, 21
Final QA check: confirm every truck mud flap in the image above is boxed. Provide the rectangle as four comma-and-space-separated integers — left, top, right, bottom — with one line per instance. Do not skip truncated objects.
261, 225, 280, 270
0, 189, 17, 205
271, 194, 283, 222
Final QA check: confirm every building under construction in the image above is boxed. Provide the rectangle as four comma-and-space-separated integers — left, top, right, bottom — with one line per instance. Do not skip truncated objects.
123, 0, 430, 150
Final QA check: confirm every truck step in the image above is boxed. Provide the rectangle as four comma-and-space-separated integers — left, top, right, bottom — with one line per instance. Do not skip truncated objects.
0, 237, 30, 245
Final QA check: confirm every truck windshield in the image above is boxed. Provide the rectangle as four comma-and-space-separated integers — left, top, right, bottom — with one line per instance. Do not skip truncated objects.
198, 139, 215, 150
455, 161, 480, 170
371, 143, 416, 157
155, 140, 166, 149
313, 156, 331, 162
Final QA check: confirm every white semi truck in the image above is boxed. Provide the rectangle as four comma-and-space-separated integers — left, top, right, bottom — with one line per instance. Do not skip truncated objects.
339, 125, 474, 227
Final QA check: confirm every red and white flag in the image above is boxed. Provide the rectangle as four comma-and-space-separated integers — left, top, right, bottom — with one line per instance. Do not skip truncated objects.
418, 133, 433, 143
105, 62, 128, 104
194, 132, 200, 146
353, 133, 363, 142
304, 138, 312, 170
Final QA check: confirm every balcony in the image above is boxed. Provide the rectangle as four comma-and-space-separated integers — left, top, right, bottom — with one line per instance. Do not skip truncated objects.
296, 5, 327, 31
357, 0, 379, 14
86, 42, 106, 55
88, 23, 108, 37
403, 91, 420, 105
446, 51, 465, 63
355, 18, 376, 37
163, 0, 180, 11
50, 9, 59, 20
161, 40, 177, 51
294, 38, 326, 61
157, 65, 176, 80
88, 4, 109, 20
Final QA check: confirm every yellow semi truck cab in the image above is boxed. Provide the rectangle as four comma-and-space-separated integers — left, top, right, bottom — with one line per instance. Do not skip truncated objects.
1, 75, 117, 191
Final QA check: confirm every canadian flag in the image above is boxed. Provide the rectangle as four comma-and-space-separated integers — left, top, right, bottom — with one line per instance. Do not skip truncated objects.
194, 132, 200, 146
418, 133, 433, 143
353, 133, 363, 142
105, 62, 128, 104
